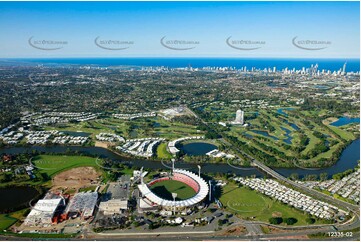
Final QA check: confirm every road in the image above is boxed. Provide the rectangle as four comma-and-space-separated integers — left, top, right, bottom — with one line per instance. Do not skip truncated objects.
5, 106, 357, 241
188, 106, 360, 234
252, 159, 359, 212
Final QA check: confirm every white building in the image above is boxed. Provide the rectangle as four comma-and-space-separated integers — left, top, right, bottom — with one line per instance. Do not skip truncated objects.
24, 198, 64, 227
235, 109, 244, 125
99, 200, 128, 215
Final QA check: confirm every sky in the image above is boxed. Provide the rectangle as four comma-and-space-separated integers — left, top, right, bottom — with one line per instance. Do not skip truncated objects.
0, 1, 359, 58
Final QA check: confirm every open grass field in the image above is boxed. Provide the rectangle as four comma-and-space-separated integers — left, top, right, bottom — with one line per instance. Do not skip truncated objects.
220, 184, 319, 226
0, 214, 17, 230
156, 143, 173, 159
32, 155, 100, 177
45, 116, 203, 140
327, 125, 355, 141
150, 180, 197, 200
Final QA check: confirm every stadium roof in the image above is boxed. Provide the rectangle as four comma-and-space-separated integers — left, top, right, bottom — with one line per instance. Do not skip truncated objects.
138, 169, 209, 208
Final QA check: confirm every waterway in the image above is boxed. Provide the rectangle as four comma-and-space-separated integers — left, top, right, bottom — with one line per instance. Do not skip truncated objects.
0, 138, 359, 179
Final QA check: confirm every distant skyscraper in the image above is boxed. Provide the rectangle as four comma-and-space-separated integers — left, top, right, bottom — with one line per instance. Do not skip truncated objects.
235, 109, 244, 125
342, 62, 347, 73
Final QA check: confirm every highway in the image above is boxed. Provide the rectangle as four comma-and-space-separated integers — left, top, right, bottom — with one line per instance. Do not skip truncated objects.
6, 107, 356, 241
252, 159, 360, 212
188, 106, 360, 234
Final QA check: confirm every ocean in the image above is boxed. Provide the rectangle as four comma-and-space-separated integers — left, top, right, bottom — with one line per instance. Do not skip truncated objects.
1, 58, 360, 72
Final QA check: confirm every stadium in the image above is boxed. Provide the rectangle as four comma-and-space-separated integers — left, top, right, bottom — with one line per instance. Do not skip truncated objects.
138, 168, 209, 211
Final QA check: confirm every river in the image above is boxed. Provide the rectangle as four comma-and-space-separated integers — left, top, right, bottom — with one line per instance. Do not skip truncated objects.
0, 138, 359, 179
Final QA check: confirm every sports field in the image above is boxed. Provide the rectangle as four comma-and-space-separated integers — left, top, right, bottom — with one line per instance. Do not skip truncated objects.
150, 180, 196, 200
32, 155, 100, 177
220, 184, 320, 226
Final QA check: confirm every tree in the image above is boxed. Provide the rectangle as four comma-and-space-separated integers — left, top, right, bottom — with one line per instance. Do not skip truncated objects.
284, 217, 298, 225
269, 217, 283, 225
148, 222, 155, 230
2, 172, 12, 182
289, 173, 299, 180
319, 172, 328, 181
40, 172, 50, 181
306, 217, 316, 224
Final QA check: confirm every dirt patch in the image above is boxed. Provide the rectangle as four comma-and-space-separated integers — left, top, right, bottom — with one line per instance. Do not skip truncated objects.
52, 166, 101, 191
322, 117, 337, 125
95, 141, 110, 148
262, 225, 288, 234
272, 212, 282, 217
220, 225, 247, 235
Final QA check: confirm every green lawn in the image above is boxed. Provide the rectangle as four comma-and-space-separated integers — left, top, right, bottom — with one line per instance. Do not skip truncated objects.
327, 125, 355, 141
32, 155, 100, 177
301, 130, 321, 155
0, 214, 17, 230
220, 184, 319, 226
79, 186, 97, 192
150, 180, 196, 200
156, 143, 173, 159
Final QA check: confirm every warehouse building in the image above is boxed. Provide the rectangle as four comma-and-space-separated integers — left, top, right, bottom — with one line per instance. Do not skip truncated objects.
65, 192, 98, 219
24, 198, 65, 227
98, 182, 129, 215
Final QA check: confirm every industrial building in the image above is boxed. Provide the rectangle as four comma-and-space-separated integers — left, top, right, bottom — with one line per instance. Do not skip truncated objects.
24, 198, 65, 227
98, 182, 129, 215
65, 192, 98, 219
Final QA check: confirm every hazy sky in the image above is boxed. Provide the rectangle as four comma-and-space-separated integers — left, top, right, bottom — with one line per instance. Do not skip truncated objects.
0, 1, 359, 58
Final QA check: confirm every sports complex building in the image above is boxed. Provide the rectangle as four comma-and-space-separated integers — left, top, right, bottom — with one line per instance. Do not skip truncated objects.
138, 168, 209, 211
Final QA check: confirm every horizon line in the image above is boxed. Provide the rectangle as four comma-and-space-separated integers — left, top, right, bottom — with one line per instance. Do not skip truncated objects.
1, 57, 360, 60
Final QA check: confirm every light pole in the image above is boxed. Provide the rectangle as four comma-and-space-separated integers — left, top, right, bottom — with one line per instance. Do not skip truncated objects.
140, 167, 144, 185
171, 159, 175, 175
208, 180, 212, 202
197, 165, 201, 178
172, 192, 177, 215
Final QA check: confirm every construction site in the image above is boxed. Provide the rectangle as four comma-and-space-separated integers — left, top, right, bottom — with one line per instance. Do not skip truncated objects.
19, 189, 100, 234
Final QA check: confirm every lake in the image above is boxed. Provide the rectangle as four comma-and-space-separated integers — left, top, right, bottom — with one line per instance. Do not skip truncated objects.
277, 108, 295, 116
0, 186, 40, 213
251, 130, 279, 141
330, 117, 360, 127
177, 142, 217, 156
281, 127, 292, 144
